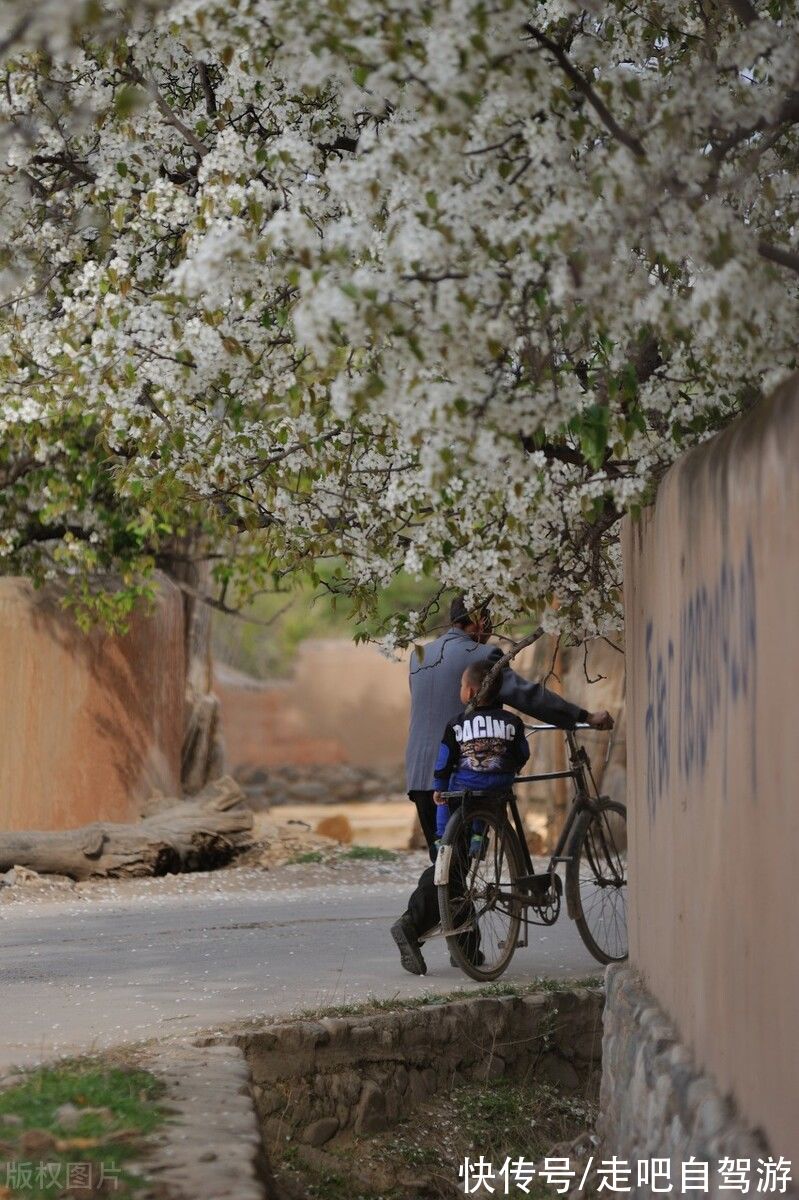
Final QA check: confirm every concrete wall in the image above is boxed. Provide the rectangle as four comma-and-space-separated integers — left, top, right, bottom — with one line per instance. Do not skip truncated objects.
621, 378, 799, 1163
0, 576, 184, 831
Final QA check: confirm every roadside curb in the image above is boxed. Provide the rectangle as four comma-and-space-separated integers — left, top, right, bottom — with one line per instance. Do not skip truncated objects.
136, 1041, 271, 1199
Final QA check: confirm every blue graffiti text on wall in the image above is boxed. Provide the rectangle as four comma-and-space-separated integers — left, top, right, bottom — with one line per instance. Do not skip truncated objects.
645, 538, 756, 821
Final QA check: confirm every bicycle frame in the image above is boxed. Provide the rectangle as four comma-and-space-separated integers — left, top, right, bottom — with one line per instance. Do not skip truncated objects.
512, 723, 599, 884
458, 722, 605, 937
431, 723, 607, 941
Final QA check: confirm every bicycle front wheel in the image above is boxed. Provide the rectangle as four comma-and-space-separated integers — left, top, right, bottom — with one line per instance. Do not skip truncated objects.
437, 803, 525, 982
566, 799, 628, 964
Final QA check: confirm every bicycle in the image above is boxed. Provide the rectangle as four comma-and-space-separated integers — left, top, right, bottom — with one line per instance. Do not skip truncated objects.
434, 723, 628, 981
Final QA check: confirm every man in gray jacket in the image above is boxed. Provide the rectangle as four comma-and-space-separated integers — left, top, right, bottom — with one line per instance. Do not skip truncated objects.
391, 595, 613, 974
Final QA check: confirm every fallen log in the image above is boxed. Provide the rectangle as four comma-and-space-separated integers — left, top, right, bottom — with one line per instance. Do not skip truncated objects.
0, 776, 254, 880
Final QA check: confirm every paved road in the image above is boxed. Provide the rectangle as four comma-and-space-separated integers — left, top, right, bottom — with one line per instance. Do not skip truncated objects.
0, 869, 600, 1070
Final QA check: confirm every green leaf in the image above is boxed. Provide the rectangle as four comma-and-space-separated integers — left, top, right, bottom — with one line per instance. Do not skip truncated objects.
577, 404, 610, 470
114, 85, 145, 118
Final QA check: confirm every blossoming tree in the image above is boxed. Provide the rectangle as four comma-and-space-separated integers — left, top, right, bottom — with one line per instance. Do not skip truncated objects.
1, 0, 796, 647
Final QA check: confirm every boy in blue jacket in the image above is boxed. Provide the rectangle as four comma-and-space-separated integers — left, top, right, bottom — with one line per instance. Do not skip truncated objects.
433, 659, 530, 840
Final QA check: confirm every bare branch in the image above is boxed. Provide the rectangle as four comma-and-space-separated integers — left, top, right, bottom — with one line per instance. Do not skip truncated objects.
172, 578, 293, 626
583, 639, 606, 685
126, 67, 209, 157
542, 634, 562, 688
469, 626, 545, 710
600, 635, 624, 655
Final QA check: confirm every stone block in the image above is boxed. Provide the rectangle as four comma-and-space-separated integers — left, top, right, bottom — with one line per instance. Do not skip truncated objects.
474, 1055, 505, 1082
693, 1092, 729, 1141
335, 1102, 350, 1128
350, 1025, 376, 1046
384, 1089, 401, 1123
422, 1068, 438, 1093
257, 1088, 283, 1116
354, 1081, 388, 1134
571, 1027, 603, 1063
263, 1116, 289, 1146
301, 1117, 339, 1147
538, 1054, 580, 1090
329, 1070, 361, 1105
318, 1017, 353, 1046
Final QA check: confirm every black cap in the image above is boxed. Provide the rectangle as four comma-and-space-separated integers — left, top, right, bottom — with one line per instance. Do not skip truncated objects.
449, 594, 492, 626
449, 594, 471, 624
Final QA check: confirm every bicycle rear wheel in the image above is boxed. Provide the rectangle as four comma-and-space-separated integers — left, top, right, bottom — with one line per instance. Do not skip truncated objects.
566, 798, 628, 964
437, 803, 525, 982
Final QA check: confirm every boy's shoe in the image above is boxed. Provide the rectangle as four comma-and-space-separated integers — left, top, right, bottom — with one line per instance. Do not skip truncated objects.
469, 833, 487, 859
391, 915, 427, 976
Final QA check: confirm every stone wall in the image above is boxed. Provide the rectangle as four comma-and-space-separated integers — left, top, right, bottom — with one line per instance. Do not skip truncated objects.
613, 378, 799, 1165
0, 575, 185, 831
238, 762, 406, 808
599, 966, 796, 1198
231, 988, 603, 1149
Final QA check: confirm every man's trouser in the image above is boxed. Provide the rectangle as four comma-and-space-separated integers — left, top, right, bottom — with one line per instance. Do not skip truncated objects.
406, 791, 480, 959
406, 790, 440, 937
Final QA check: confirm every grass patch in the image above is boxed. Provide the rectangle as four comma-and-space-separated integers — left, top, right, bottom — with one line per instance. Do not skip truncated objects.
293, 977, 601, 1023
287, 845, 399, 866
0, 1061, 166, 1198
273, 1076, 598, 1200
339, 845, 398, 862
451, 1078, 594, 1162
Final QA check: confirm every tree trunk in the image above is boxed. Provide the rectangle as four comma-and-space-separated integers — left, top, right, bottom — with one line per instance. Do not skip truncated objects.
546, 633, 568, 851
161, 543, 226, 793
0, 776, 252, 880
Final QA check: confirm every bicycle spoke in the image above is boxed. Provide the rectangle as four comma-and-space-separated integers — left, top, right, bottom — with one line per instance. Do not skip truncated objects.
439, 805, 523, 978
568, 800, 628, 963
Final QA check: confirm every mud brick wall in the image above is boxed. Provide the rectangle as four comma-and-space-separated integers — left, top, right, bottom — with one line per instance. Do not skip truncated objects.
619, 378, 799, 1164
0, 575, 184, 831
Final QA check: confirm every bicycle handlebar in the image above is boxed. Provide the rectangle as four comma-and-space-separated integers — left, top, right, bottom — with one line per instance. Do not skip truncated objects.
523, 722, 591, 733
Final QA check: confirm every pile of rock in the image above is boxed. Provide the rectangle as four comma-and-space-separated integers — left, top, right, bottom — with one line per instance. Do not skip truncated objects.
241, 814, 341, 869
236, 762, 406, 809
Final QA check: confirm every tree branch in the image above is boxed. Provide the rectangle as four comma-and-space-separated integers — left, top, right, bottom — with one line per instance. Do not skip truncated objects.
723, 0, 758, 26
525, 25, 646, 160
150, 83, 208, 156
469, 626, 545, 710
0, 14, 32, 59
170, 578, 294, 626
126, 67, 209, 157
758, 239, 799, 275
197, 62, 217, 115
